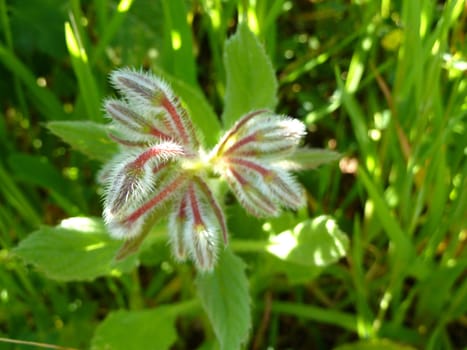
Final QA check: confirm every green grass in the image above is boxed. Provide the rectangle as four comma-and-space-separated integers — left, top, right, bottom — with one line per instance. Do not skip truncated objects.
0, 0, 466, 349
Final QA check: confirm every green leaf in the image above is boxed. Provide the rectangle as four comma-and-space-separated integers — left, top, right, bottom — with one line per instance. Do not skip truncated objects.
222, 22, 277, 127
267, 215, 349, 267
279, 148, 341, 170
14, 217, 137, 281
47, 121, 118, 162
196, 248, 251, 350
91, 306, 178, 350
260, 254, 324, 286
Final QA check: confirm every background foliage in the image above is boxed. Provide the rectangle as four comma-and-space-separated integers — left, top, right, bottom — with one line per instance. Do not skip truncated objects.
0, 0, 466, 349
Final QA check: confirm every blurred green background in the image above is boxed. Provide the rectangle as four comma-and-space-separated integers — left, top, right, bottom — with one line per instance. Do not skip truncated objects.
0, 0, 466, 349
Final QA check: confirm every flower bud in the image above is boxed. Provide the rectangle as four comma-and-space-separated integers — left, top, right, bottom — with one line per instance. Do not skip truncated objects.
211, 111, 307, 218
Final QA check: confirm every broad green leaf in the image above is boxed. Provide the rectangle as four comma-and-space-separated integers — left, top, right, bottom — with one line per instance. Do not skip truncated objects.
267, 216, 348, 267
14, 217, 137, 281
196, 248, 251, 350
334, 339, 417, 350
258, 254, 324, 286
222, 22, 277, 127
278, 148, 341, 170
47, 121, 118, 162
91, 306, 177, 350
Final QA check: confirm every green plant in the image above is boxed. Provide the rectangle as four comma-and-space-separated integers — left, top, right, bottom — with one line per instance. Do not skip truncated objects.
13, 21, 343, 349
0, 0, 465, 349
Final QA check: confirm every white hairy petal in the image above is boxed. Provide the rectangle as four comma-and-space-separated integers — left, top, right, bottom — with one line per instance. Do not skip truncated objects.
168, 195, 189, 262
110, 68, 198, 148
213, 110, 306, 158
104, 212, 146, 239
110, 68, 174, 105
104, 99, 173, 143
223, 167, 280, 217
182, 183, 219, 272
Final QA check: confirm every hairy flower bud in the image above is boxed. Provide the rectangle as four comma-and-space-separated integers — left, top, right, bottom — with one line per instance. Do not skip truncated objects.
210, 111, 306, 218
110, 69, 198, 148
101, 68, 327, 272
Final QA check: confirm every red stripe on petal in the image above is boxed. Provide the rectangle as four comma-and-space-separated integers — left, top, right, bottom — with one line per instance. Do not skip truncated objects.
148, 127, 171, 140
215, 110, 268, 156
228, 157, 272, 177
131, 143, 183, 169
123, 174, 187, 225
229, 167, 248, 186
224, 133, 259, 156
228, 168, 279, 216
195, 178, 228, 245
161, 97, 197, 147
188, 183, 204, 227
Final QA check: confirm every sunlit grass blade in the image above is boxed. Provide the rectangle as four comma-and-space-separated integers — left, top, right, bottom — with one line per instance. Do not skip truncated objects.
65, 11, 102, 121
335, 67, 374, 166
357, 167, 414, 270
270, 301, 357, 332
91, 0, 135, 64
350, 215, 376, 339
161, 0, 197, 87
